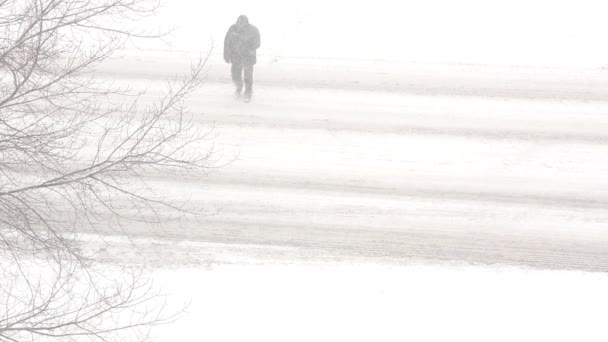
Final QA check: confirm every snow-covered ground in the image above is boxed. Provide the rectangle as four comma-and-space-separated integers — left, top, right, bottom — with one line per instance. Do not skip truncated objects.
83, 57, 608, 341
90, 62, 608, 272
151, 263, 608, 342
80, 1, 608, 340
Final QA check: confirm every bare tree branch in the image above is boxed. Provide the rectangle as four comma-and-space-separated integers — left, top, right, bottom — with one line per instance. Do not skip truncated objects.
0, 1, 210, 341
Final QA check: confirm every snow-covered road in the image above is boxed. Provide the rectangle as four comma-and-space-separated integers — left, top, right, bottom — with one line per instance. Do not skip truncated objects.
90, 61, 608, 272
81, 2, 608, 338
81, 58, 608, 342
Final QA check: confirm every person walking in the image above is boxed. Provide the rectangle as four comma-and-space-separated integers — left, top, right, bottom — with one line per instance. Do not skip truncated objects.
224, 15, 261, 102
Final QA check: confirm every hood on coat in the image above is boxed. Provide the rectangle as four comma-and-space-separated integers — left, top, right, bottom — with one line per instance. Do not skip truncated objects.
237, 15, 249, 25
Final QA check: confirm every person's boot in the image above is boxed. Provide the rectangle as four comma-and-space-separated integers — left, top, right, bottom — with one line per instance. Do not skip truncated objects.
243, 91, 252, 102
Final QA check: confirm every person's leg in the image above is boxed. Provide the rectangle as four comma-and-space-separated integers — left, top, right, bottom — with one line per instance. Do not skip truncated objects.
231, 63, 243, 93
243, 64, 254, 97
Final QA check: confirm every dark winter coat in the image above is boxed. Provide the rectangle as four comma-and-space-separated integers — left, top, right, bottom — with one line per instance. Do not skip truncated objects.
224, 18, 261, 65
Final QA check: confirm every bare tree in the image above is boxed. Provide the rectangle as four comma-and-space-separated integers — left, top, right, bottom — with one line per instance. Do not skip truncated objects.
1, 257, 180, 342
0, 1, 211, 341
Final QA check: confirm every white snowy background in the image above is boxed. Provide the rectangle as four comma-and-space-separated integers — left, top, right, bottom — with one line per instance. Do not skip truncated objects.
136, 0, 608, 68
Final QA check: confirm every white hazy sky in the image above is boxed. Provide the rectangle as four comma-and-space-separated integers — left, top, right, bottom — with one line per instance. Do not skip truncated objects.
139, 0, 608, 68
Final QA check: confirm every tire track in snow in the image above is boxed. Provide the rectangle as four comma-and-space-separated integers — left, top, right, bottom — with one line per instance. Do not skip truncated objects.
90, 76, 608, 272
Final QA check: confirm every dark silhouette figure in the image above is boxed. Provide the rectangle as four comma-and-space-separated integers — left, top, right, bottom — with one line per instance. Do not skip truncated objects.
224, 15, 261, 100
